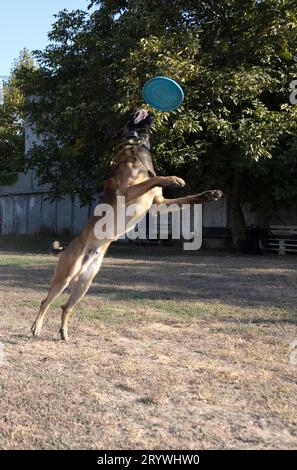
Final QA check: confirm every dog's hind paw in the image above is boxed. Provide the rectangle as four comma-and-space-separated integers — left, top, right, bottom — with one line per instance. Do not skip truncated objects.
59, 327, 68, 341
31, 322, 42, 337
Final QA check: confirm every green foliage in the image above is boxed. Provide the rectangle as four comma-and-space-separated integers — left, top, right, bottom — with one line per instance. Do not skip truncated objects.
0, 49, 33, 186
245, 136, 297, 212
20, 1, 297, 209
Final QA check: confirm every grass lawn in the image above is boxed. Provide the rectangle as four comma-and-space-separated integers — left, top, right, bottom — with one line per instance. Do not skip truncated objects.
0, 239, 297, 449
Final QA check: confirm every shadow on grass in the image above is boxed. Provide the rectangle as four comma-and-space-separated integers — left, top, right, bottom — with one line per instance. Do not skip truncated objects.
1, 247, 297, 323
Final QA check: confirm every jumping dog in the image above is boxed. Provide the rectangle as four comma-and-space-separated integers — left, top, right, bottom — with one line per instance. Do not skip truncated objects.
31, 110, 223, 340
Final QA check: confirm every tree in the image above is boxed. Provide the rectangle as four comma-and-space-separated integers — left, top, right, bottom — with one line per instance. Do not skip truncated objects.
244, 136, 297, 217
0, 48, 33, 186
22, 1, 297, 243
115, 0, 297, 243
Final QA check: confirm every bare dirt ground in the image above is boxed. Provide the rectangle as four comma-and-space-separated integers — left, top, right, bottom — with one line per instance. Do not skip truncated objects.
0, 242, 297, 449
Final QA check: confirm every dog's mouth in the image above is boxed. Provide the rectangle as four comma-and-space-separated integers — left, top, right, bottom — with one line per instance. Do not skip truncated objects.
127, 109, 154, 135
133, 109, 150, 125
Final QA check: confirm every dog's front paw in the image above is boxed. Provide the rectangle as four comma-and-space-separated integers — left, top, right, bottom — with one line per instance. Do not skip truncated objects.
160, 176, 186, 188
200, 190, 223, 202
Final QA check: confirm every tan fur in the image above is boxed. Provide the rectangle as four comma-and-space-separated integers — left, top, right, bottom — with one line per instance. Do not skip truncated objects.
31, 144, 222, 340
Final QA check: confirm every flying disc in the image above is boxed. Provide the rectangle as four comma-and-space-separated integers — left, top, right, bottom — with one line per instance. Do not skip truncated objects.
142, 76, 184, 111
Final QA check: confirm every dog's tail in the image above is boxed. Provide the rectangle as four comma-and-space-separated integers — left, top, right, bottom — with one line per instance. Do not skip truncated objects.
50, 240, 64, 256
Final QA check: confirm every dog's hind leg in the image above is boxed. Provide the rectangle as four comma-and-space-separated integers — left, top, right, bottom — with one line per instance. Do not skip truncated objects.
31, 237, 87, 337
31, 278, 70, 337
59, 247, 107, 341
60, 276, 93, 341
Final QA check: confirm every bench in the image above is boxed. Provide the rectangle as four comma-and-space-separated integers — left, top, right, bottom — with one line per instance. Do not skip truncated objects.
267, 225, 297, 255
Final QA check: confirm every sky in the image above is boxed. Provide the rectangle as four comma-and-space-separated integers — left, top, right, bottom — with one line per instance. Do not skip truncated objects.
0, 0, 90, 77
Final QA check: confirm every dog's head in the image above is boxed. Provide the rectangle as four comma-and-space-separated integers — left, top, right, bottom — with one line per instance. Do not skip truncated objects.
117, 109, 154, 149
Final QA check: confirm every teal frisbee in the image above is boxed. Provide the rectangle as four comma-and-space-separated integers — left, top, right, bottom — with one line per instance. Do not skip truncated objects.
142, 76, 184, 111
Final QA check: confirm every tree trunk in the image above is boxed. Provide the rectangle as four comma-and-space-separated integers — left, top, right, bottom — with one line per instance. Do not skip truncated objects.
229, 172, 246, 248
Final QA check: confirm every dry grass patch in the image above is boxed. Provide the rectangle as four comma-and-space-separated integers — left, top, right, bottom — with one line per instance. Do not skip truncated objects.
0, 245, 297, 449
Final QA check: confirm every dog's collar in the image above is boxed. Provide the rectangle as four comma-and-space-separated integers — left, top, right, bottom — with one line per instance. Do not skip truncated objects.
114, 136, 150, 152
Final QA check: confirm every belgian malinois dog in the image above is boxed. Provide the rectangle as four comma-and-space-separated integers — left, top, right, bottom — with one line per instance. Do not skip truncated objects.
31, 110, 223, 340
